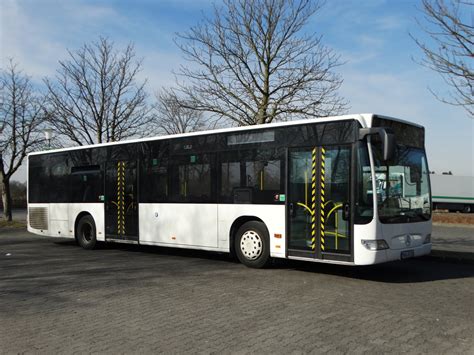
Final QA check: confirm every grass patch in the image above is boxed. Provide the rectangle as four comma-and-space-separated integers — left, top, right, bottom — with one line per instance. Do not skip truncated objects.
433, 212, 474, 225
0, 220, 27, 229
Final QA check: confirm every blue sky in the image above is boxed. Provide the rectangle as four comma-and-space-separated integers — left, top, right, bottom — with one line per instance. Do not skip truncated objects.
1, 0, 472, 181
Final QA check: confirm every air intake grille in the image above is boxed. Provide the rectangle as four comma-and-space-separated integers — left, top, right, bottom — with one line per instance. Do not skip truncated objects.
29, 207, 48, 230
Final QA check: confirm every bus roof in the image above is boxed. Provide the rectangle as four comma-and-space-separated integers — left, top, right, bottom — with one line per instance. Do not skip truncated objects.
29, 113, 423, 156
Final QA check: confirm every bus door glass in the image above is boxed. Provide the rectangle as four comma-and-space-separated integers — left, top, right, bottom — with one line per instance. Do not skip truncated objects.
287, 146, 352, 258
105, 160, 139, 241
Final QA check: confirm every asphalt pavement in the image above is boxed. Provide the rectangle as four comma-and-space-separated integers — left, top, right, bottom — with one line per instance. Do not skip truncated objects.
0, 210, 474, 353
1, 229, 473, 354
431, 224, 474, 263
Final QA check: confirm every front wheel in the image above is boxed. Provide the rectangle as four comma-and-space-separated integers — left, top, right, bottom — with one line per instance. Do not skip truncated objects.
234, 221, 270, 268
76, 215, 97, 250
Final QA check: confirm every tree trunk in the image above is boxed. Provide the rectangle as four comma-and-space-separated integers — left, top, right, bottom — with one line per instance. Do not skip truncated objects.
1, 177, 13, 222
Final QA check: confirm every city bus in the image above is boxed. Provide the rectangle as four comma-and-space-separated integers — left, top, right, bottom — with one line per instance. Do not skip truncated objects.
27, 113, 432, 267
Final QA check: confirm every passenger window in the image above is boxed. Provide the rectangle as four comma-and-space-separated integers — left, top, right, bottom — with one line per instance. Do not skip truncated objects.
141, 160, 168, 202
221, 162, 240, 198
172, 154, 213, 202
48, 155, 70, 203
245, 160, 280, 191
70, 166, 102, 203
219, 148, 283, 203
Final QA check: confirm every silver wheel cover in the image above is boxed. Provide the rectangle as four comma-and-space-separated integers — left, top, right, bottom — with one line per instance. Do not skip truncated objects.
240, 230, 263, 260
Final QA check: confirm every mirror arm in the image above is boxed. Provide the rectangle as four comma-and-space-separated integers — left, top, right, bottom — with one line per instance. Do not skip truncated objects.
359, 127, 396, 161
358, 127, 391, 140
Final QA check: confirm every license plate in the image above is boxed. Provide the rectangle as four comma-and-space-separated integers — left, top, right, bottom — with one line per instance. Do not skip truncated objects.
401, 250, 415, 259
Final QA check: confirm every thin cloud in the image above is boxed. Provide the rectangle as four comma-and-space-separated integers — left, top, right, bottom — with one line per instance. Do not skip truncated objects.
374, 15, 406, 31
1, 0, 124, 77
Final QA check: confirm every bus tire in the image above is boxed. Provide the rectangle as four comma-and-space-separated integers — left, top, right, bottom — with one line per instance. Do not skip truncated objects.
76, 215, 97, 250
234, 221, 270, 268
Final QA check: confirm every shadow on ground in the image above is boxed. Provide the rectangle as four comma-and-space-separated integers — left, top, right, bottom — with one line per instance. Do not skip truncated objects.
51, 239, 474, 284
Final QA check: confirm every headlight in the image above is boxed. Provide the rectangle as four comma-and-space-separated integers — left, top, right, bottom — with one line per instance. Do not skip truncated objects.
361, 239, 389, 251
423, 234, 431, 244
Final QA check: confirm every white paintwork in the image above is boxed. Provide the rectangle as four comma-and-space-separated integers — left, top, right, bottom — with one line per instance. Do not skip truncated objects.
27, 113, 432, 266
217, 204, 286, 257
28, 203, 105, 241
27, 203, 49, 236
28, 200, 431, 265
352, 219, 431, 265
138, 203, 286, 257
139, 204, 218, 248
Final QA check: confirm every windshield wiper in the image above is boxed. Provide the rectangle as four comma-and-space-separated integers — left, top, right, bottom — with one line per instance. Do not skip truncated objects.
381, 215, 410, 223
399, 208, 431, 221
380, 211, 430, 223
418, 213, 430, 221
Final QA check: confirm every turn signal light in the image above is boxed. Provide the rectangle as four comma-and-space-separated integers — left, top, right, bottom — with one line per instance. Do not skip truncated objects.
274, 234, 282, 239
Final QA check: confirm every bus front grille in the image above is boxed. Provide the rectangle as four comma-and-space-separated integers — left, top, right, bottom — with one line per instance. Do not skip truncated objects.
29, 207, 48, 230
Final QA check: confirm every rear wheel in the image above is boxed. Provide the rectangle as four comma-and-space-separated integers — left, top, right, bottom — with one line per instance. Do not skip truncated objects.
76, 215, 97, 250
234, 221, 270, 268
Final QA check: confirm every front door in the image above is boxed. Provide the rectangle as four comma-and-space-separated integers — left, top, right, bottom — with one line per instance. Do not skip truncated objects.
287, 146, 352, 260
105, 160, 139, 241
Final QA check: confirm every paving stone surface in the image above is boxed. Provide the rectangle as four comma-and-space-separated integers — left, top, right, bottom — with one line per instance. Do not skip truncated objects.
0, 230, 473, 354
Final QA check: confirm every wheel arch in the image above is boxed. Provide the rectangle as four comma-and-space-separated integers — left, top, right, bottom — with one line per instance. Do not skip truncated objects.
74, 211, 94, 240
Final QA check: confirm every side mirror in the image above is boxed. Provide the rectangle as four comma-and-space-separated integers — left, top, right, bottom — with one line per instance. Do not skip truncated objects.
359, 127, 395, 161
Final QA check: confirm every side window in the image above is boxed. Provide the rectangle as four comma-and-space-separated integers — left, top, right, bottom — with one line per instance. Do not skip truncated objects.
141, 158, 169, 202
219, 148, 284, 203
139, 142, 169, 203
48, 154, 70, 203
28, 155, 49, 203
170, 154, 214, 203
70, 166, 103, 203
221, 162, 240, 198
245, 160, 281, 191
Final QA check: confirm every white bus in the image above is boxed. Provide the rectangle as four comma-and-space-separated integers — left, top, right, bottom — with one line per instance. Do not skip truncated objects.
27, 113, 432, 267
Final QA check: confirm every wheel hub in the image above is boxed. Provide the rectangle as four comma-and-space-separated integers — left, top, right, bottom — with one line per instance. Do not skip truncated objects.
240, 230, 263, 260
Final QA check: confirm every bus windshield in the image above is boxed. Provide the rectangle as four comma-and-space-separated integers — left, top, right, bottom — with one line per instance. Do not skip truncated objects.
371, 143, 431, 223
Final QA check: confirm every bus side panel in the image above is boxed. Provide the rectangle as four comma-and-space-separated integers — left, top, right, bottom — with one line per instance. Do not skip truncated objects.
27, 203, 105, 241
217, 204, 286, 258
68, 203, 105, 242
27, 203, 50, 236
50, 203, 71, 238
139, 203, 219, 248
27, 203, 67, 237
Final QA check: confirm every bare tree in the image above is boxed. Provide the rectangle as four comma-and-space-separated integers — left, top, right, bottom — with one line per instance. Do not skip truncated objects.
0, 60, 45, 221
412, 0, 473, 117
45, 37, 152, 145
154, 88, 210, 135
174, 0, 347, 126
